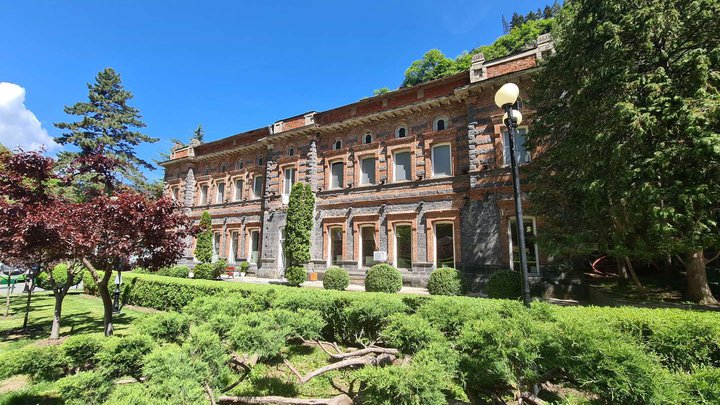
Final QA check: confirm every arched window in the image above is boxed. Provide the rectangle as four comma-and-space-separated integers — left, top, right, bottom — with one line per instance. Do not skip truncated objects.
395, 125, 408, 138
433, 116, 448, 131
237, 159, 244, 170
256, 155, 264, 166
287, 145, 295, 157
364, 133, 373, 144
204, 166, 210, 176
333, 139, 342, 150
219, 163, 226, 172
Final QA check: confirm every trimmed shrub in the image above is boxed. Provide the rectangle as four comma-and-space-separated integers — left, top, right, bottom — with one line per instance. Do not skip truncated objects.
323, 267, 350, 291
381, 313, 445, 354
55, 370, 112, 405
142, 344, 208, 405
365, 264, 402, 293
82, 271, 98, 295
427, 267, 465, 296
135, 312, 191, 343
0, 344, 68, 381
98, 334, 155, 380
284, 265, 307, 287
156, 265, 190, 278
337, 296, 408, 345
62, 333, 104, 372
192, 262, 219, 280
239, 260, 250, 273
102, 384, 153, 405
37, 263, 84, 290
485, 269, 522, 299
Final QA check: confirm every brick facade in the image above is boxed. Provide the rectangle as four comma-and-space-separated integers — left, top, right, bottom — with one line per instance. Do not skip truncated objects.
161, 36, 564, 288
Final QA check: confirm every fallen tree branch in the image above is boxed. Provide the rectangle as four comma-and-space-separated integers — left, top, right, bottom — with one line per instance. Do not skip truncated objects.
315, 341, 399, 360
205, 382, 217, 405
284, 353, 395, 384
218, 394, 353, 405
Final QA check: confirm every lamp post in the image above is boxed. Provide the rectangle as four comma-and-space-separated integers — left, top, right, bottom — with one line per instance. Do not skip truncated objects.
112, 272, 122, 314
495, 83, 532, 308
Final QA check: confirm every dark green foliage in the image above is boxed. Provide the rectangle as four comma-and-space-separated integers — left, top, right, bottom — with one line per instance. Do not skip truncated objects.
323, 267, 350, 291
184, 324, 232, 388
82, 270, 98, 295
285, 182, 315, 268
142, 344, 209, 404
336, 296, 408, 345
485, 269, 522, 299
239, 260, 250, 273
381, 313, 445, 354
528, 0, 720, 303
427, 267, 465, 296
194, 211, 213, 264
98, 334, 155, 380
135, 312, 191, 343
55, 371, 112, 405
214, 258, 228, 275
53, 67, 157, 190
284, 265, 306, 287
680, 366, 720, 404
365, 264, 402, 293
61, 333, 104, 372
373, 87, 390, 96
103, 384, 153, 405
193, 262, 219, 280
156, 264, 190, 278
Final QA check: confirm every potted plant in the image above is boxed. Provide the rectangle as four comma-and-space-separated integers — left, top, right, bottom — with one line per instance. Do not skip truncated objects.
240, 261, 250, 277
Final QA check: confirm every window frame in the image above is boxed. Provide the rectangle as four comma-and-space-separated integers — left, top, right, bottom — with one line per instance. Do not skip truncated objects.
358, 155, 376, 186
333, 139, 342, 150
358, 225, 377, 269
507, 216, 540, 273
392, 149, 413, 183
395, 125, 408, 139
199, 184, 209, 205
430, 142, 453, 177
287, 145, 295, 157
282, 166, 297, 196
328, 226, 343, 266
252, 175, 264, 199
233, 178, 243, 201
256, 155, 264, 166
329, 160, 345, 190
248, 229, 260, 264
433, 221, 456, 268
393, 223, 413, 269
215, 181, 225, 204
433, 116, 449, 132
502, 126, 531, 166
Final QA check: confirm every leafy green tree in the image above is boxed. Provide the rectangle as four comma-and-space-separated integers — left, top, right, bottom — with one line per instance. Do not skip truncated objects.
285, 182, 314, 268
54, 67, 158, 193
402, 49, 462, 87
528, 0, 720, 304
195, 211, 213, 264
374, 87, 391, 96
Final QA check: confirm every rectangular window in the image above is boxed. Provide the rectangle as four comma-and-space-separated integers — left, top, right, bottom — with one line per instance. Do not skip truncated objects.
283, 167, 296, 195
330, 161, 344, 189
360, 157, 376, 185
435, 223, 454, 268
200, 185, 209, 205
361, 226, 376, 267
329, 227, 343, 265
213, 232, 221, 256
395, 224, 412, 269
230, 231, 239, 263
393, 151, 411, 182
509, 218, 538, 272
503, 128, 530, 165
250, 230, 260, 263
234, 179, 243, 201
431, 144, 452, 177
216, 182, 225, 203
253, 176, 263, 199
172, 187, 179, 201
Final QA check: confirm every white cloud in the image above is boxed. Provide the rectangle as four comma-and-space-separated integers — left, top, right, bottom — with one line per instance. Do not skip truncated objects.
0, 82, 59, 152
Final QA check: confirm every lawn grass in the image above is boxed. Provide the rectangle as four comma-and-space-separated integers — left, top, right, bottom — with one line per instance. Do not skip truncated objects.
0, 291, 149, 352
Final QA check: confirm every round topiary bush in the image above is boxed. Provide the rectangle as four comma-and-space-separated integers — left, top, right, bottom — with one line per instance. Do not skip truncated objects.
192, 263, 219, 280
427, 267, 465, 296
323, 267, 350, 291
285, 266, 307, 287
365, 264, 403, 293
485, 269, 522, 299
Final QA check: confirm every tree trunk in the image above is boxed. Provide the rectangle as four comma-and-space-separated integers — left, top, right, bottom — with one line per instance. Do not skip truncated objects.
615, 257, 629, 279
683, 251, 718, 305
22, 276, 35, 330
624, 257, 645, 297
98, 271, 114, 336
50, 290, 64, 339
4, 277, 11, 317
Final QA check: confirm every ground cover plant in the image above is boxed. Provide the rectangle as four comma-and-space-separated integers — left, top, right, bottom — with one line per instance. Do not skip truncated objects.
2, 272, 713, 404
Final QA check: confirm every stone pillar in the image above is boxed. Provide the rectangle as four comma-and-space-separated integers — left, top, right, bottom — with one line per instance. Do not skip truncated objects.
182, 167, 196, 260
379, 204, 388, 253
239, 217, 247, 259
306, 136, 318, 190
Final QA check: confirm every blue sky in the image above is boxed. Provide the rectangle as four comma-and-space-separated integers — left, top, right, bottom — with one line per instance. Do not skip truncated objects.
0, 0, 553, 180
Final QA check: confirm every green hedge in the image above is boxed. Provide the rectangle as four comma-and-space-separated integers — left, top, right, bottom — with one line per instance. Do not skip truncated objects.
322, 267, 350, 291
427, 267, 465, 296
365, 264, 403, 293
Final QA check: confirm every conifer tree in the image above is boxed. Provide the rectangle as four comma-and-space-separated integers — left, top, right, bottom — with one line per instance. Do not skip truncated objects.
54, 68, 157, 192
195, 211, 213, 264
528, 0, 720, 304
191, 124, 205, 144
285, 182, 315, 268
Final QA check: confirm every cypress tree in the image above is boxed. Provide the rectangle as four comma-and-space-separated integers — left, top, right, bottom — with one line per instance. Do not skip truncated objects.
286, 182, 315, 268
195, 211, 213, 264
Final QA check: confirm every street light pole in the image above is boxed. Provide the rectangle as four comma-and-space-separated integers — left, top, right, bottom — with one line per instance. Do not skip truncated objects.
495, 83, 532, 308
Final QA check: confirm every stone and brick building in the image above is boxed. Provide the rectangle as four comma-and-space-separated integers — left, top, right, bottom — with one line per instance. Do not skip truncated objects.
161, 34, 577, 293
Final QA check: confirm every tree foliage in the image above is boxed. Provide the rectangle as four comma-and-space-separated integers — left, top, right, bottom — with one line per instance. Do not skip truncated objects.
195, 211, 213, 264
54, 68, 157, 192
528, 0, 720, 303
285, 182, 314, 268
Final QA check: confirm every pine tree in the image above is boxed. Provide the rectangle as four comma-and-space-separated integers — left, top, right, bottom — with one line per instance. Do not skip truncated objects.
54, 68, 158, 191
195, 211, 213, 264
285, 182, 315, 268
501, 14, 510, 34
528, 0, 720, 304
191, 124, 205, 144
